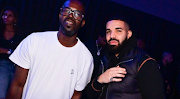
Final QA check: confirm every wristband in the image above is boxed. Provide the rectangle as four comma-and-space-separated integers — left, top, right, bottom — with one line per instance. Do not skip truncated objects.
7, 49, 12, 54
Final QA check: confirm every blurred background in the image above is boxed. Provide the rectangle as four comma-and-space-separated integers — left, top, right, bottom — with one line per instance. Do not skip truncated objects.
0, 0, 180, 68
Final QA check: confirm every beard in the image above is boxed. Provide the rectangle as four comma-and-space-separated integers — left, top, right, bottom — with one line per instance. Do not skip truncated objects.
107, 38, 128, 54
59, 17, 81, 37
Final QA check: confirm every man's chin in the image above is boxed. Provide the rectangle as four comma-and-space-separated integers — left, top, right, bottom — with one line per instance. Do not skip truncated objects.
107, 45, 119, 53
107, 43, 125, 54
60, 26, 76, 36
63, 31, 76, 37
65, 26, 74, 31
109, 44, 118, 46
107, 38, 128, 54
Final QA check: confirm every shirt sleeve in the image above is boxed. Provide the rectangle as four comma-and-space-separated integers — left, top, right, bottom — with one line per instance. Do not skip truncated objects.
9, 34, 33, 69
137, 59, 165, 99
75, 57, 94, 91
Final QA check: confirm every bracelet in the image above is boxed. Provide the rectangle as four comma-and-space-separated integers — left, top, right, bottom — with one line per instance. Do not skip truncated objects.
7, 49, 12, 54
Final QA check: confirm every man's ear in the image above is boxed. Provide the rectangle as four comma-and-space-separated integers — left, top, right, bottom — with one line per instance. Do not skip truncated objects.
59, 14, 61, 18
127, 30, 132, 39
81, 20, 85, 27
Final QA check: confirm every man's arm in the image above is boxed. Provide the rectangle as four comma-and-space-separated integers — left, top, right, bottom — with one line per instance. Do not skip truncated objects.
137, 59, 165, 99
71, 90, 82, 99
0, 47, 9, 54
6, 65, 29, 99
85, 66, 126, 99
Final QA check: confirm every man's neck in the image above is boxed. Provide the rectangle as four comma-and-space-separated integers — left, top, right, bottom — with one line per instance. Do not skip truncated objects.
162, 59, 167, 67
57, 31, 78, 47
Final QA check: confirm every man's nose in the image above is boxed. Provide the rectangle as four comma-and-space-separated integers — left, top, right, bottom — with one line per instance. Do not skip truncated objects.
68, 12, 74, 18
110, 31, 116, 38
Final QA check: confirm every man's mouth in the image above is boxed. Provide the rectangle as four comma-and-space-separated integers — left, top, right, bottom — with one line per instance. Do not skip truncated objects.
66, 20, 73, 25
64, 18, 75, 28
108, 39, 119, 45
109, 40, 118, 44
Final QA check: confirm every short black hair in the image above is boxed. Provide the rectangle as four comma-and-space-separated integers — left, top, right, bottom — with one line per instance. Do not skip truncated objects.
107, 15, 131, 30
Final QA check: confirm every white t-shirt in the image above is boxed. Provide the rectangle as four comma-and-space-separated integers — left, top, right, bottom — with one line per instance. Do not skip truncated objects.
9, 31, 94, 99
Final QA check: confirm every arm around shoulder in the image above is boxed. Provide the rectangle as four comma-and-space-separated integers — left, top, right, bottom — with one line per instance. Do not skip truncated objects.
6, 65, 29, 99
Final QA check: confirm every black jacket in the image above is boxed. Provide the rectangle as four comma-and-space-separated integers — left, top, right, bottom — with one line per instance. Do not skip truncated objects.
85, 36, 164, 99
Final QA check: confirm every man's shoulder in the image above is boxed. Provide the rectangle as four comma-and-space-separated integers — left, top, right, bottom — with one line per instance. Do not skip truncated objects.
132, 48, 156, 67
135, 47, 148, 55
31, 31, 58, 36
27, 31, 58, 39
77, 39, 94, 59
136, 47, 153, 61
137, 53, 158, 71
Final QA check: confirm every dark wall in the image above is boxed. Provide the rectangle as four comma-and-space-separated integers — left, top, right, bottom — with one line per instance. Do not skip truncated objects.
0, 0, 180, 67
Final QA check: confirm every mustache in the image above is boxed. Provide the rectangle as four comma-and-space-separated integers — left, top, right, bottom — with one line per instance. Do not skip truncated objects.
64, 17, 76, 25
108, 38, 119, 42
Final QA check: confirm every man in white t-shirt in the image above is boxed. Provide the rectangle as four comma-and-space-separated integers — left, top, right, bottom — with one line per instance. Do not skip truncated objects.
6, 0, 94, 99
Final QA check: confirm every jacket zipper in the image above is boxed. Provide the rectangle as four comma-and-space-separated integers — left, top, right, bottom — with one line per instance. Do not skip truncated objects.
115, 59, 133, 67
105, 58, 134, 99
99, 60, 105, 99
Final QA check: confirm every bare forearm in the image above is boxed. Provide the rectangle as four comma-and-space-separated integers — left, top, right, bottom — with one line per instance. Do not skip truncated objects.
6, 66, 29, 99
71, 90, 82, 99
0, 47, 8, 54
6, 85, 23, 99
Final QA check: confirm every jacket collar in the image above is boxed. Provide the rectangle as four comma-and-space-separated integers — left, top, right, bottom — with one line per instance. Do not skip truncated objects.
107, 36, 137, 61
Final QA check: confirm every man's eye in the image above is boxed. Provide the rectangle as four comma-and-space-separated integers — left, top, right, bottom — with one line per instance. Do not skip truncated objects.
62, 9, 69, 13
74, 12, 80, 17
117, 30, 122, 32
106, 31, 110, 34
63, 9, 69, 13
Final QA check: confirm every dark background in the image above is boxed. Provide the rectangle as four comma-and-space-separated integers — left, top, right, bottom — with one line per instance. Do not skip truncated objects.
0, 0, 180, 68
112, 0, 180, 25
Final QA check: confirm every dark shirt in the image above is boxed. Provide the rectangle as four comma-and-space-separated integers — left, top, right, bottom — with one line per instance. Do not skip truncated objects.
159, 61, 174, 85
84, 40, 106, 79
0, 35, 24, 60
158, 61, 177, 98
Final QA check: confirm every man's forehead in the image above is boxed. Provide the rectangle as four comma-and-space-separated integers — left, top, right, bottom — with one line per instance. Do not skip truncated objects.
106, 20, 125, 29
63, 0, 84, 13
4, 10, 13, 13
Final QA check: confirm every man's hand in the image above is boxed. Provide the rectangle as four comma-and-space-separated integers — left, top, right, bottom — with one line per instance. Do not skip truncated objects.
97, 66, 126, 83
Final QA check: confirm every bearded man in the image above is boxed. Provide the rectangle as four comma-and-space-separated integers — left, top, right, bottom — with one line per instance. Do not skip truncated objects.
86, 16, 164, 99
